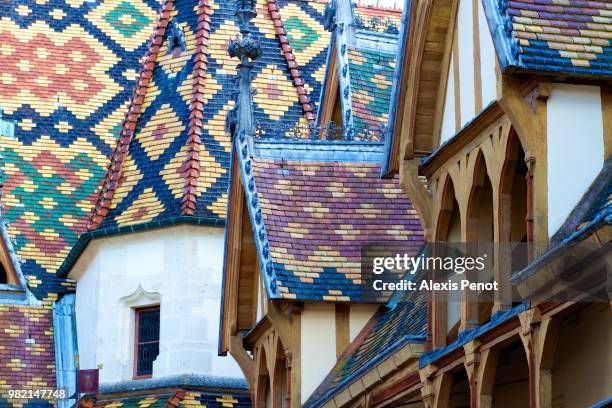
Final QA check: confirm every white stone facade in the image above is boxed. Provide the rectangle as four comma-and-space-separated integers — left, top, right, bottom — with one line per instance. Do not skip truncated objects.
69, 225, 243, 383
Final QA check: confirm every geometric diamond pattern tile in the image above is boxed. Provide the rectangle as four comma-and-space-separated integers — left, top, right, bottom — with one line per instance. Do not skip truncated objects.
0, 0, 161, 301
138, 104, 185, 161
114, 187, 165, 227
280, 3, 328, 67
253, 64, 299, 121
0, 20, 120, 119
87, 0, 158, 51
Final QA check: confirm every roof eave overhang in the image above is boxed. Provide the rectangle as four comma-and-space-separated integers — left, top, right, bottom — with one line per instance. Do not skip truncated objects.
419, 101, 503, 178
219, 151, 242, 356
382, 0, 416, 178
381, 0, 412, 178
307, 338, 425, 408
510, 221, 610, 303
56, 216, 225, 279
242, 315, 272, 351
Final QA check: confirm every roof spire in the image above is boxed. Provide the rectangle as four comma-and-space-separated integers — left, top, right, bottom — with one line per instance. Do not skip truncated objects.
227, 0, 261, 139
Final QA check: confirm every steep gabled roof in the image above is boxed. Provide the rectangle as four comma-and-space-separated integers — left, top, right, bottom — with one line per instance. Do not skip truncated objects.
483, 0, 612, 77
383, 0, 612, 177
87, 0, 331, 232
318, 0, 401, 141
0, 0, 162, 299
231, 139, 424, 302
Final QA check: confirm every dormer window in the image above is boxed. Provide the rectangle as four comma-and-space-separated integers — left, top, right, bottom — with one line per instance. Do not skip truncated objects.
167, 20, 186, 57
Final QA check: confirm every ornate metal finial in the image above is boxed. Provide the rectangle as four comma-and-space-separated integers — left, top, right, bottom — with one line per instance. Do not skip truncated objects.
227, 0, 261, 138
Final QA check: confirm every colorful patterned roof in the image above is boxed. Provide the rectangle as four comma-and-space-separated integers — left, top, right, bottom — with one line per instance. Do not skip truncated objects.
305, 286, 427, 407
353, 2, 402, 34
238, 150, 424, 301
0, 0, 330, 298
484, 0, 612, 76
88, 0, 331, 231
0, 0, 161, 300
348, 47, 396, 133
0, 305, 56, 407
90, 390, 250, 408
577, 170, 612, 231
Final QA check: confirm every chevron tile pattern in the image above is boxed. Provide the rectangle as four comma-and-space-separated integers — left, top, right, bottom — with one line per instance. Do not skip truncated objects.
0, 0, 161, 300
251, 158, 424, 301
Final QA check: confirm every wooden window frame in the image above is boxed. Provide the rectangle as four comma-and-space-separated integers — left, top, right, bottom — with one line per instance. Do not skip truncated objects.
133, 305, 160, 380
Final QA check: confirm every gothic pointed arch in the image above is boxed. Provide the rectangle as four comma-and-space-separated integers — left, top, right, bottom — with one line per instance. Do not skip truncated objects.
499, 129, 530, 279
256, 346, 272, 408
467, 150, 494, 243
272, 337, 289, 408
436, 175, 461, 242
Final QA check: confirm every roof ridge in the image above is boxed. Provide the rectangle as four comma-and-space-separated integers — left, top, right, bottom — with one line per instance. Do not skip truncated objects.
266, 0, 315, 123
181, 0, 213, 215
87, 0, 176, 230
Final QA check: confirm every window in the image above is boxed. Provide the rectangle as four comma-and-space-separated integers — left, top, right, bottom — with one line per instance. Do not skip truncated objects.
134, 306, 160, 378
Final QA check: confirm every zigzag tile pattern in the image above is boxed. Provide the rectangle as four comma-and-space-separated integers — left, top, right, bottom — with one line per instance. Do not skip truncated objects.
348, 47, 395, 133
251, 159, 424, 301
0, 0, 161, 300
0, 0, 329, 300
90, 390, 251, 408
276, 0, 331, 113
0, 305, 56, 407
96, 0, 330, 229
508, 0, 612, 76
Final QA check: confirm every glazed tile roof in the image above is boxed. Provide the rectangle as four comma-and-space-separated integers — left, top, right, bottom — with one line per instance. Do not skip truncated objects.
88, 0, 331, 231
576, 170, 612, 233
353, 3, 402, 34
0, 0, 161, 300
90, 390, 250, 408
305, 285, 427, 407
239, 151, 424, 301
0, 305, 56, 407
0, 0, 330, 298
348, 47, 396, 133
545, 158, 612, 246
486, 0, 612, 76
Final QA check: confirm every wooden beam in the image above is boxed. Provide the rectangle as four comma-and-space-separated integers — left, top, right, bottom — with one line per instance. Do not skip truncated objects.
432, 0, 460, 148
602, 85, 612, 159
335, 304, 350, 359
452, 27, 461, 132
472, 0, 482, 113
400, 159, 433, 239
230, 334, 255, 388
267, 302, 292, 351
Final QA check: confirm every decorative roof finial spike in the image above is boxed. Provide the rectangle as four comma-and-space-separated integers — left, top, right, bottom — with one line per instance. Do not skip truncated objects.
227, 0, 261, 140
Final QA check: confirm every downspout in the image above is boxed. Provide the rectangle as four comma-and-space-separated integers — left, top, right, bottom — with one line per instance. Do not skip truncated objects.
53, 294, 78, 408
